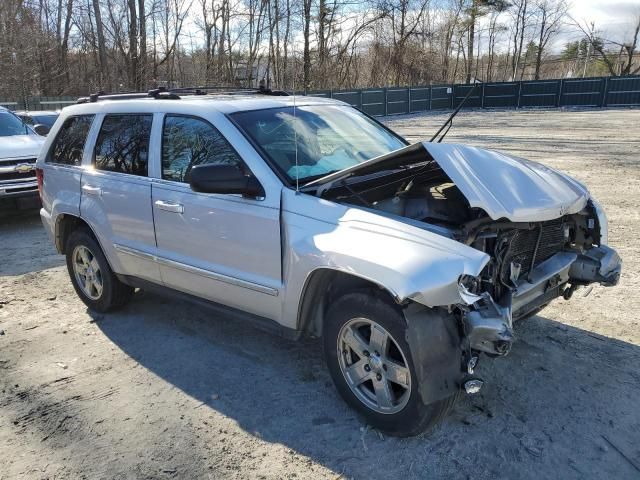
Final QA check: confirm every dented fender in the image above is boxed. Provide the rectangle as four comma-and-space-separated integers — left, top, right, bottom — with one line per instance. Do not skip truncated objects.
280, 189, 490, 329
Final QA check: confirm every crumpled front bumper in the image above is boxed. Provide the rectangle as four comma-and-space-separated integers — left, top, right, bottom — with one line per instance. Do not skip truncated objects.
463, 245, 621, 356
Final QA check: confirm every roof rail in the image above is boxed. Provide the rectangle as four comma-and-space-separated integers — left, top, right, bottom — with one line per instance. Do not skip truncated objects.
76, 87, 181, 104
76, 85, 289, 104
167, 85, 289, 96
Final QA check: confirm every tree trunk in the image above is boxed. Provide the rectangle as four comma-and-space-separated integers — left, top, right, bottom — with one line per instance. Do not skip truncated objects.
127, 0, 138, 89
303, 0, 311, 90
138, 0, 146, 89
466, 1, 476, 84
92, 0, 109, 90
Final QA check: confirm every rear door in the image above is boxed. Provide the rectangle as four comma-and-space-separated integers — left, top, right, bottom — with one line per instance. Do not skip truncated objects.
151, 114, 282, 320
80, 113, 161, 283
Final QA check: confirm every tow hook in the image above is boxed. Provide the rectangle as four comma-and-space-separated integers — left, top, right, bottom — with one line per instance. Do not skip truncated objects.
467, 355, 479, 374
464, 378, 484, 395
563, 284, 578, 300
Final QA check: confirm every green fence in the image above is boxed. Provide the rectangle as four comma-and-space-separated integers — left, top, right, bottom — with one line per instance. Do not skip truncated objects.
0, 96, 77, 111
304, 75, 640, 116
2, 75, 639, 115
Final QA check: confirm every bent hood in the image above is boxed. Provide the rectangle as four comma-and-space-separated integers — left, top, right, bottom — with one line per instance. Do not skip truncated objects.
309, 141, 589, 223
424, 143, 589, 222
0, 135, 45, 160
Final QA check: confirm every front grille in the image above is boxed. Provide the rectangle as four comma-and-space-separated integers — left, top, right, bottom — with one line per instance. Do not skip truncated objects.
500, 218, 566, 283
0, 158, 37, 184
0, 171, 36, 182
0, 158, 37, 167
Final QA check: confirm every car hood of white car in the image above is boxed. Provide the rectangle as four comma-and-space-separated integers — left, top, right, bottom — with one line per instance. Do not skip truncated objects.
309, 141, 590, 223
0, 134, 45, 160
423, 143, 589, 222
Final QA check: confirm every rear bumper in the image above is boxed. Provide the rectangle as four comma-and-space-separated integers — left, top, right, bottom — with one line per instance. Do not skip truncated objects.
463, 245, 622, 356
40, 207, 56, 245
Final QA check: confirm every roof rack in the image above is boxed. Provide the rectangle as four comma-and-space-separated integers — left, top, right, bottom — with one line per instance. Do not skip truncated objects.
76, 85, 289, 104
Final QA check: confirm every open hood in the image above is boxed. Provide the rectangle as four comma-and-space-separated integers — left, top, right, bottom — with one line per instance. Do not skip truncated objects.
308, 142, 589, 223
423, 143, 589, 222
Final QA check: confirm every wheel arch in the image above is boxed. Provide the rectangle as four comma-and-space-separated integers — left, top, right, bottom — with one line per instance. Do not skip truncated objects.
296, 268, 401, 338
55, 213, 102, 255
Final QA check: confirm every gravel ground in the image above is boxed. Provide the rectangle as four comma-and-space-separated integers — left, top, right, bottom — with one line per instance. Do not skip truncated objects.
1, 108, 639, 480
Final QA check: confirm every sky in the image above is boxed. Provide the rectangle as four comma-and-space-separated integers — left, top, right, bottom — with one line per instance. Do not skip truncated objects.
566, 0, 640, 45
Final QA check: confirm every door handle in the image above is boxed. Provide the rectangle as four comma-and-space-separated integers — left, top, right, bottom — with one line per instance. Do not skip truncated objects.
82, 184, 102, 196
155, 200, 184, 214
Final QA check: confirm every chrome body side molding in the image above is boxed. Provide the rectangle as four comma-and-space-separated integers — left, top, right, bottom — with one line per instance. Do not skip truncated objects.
113, 243, 279, 297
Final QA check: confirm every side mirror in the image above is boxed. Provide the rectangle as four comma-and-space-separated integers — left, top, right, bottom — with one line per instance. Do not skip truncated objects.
33, 124, 50, 136
189, 164, 265, 198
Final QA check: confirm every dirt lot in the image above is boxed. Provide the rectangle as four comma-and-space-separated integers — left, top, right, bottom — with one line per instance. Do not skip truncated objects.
1, 108, 639, 480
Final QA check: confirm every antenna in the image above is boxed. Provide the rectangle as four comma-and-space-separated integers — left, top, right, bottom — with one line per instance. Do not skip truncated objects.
429, 79, 482, 143
292, 44, 299, 192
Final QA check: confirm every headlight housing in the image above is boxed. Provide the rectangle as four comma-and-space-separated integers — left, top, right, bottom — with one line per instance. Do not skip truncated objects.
590, 198, 608, 246
458, 275, 483, 305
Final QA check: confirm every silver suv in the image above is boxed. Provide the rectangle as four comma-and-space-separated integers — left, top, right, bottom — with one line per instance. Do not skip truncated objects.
37, 89, 621, 436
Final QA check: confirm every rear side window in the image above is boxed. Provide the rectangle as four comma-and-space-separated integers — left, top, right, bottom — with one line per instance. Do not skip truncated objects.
162, 115, 244, 183
94, 114, 152, 176
46, 115, 94, 166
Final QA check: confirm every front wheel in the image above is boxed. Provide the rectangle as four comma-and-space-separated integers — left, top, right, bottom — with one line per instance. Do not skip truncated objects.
324, 292, 458, 437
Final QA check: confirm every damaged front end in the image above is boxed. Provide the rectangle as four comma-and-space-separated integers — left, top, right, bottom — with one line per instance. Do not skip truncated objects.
312, 141, 621, 397
458, 200, 621, 357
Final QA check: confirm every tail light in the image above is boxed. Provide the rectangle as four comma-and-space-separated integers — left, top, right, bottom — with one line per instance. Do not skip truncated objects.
36, 167, 44, 200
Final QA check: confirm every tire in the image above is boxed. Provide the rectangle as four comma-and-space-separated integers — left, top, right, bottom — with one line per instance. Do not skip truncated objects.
324, 291, 458, 437
65, 228, 133, 312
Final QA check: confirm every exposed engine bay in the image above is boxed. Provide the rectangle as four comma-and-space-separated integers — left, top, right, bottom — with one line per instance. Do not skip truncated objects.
319, 154, 621, 359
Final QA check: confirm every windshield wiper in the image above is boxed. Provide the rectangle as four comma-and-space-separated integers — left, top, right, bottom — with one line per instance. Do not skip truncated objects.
299, 169, 344, 187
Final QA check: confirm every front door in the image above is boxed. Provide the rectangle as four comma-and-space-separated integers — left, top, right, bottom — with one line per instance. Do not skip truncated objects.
151, 114, 282, 320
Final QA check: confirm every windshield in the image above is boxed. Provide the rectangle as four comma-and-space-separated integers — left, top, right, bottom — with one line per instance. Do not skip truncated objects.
22, 114, 58, 128
231, 105, 406, 184
0, 112, 30, 137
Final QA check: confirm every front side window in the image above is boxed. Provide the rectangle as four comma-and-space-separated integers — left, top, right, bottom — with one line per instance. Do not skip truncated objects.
94, 114, 152, 176
47, 115, 94, 166
0, 111, 30, 137
231, 105, 406, 184
162, 115, 244, 183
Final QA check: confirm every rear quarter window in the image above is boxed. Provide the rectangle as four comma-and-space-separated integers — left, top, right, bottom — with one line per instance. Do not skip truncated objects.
94, 114, 152, 176
46, 115, 95, 166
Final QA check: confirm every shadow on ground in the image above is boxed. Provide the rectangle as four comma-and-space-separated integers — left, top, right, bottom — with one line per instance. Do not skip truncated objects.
95, 291, 640, 479
0, 211, 64, 276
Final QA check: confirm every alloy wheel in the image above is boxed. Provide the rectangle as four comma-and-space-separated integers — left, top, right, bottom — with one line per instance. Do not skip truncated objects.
337, 317, 412, 414
72, 245, 103, 300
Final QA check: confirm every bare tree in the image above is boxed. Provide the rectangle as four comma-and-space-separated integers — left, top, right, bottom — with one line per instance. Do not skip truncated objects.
532, 0, 567, 80
576, 15, 640, 77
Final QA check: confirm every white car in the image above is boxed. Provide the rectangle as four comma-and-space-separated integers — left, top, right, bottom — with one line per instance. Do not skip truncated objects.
37, 88, 621, 436
0, 107, 45, 213
14, 110, 60, 135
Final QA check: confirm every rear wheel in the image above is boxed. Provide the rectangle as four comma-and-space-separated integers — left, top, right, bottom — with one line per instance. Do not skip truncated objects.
324, 292, 458, 437
65, 228, 133, 312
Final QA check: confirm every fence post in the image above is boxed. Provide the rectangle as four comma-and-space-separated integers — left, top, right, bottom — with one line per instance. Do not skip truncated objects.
384, 87, 388, 116
359, 89, 363, 110
329, 89, 333, 99
602, 77, 608, 108
407, 87, 411, 113
481, 83, 485, 109
428, 86, 432, 110
516, 82, 522, 108
451, 85, 455, 109
557, 79, 563, 107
